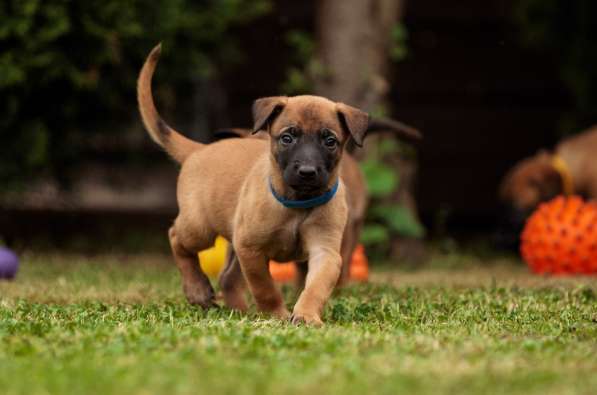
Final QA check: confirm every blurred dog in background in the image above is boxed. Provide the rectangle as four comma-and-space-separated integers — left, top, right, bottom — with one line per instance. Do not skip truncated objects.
498, 126, 597, 243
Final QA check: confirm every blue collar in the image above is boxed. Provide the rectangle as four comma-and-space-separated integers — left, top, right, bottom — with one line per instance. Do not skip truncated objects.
269, 179, 340, 209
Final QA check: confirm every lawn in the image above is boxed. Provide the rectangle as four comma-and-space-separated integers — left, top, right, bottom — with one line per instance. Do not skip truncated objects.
0, 252, 595, 395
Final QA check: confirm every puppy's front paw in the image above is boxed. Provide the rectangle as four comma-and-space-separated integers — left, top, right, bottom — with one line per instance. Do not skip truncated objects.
272, 306, 291, 320
290, 310, 323, 326
221, 291, 248, 312
183, 283, 217, 309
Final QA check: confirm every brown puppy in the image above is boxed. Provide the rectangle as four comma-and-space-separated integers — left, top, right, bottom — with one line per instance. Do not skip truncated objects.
214, 119, 421, 296
214, 129, 366, 294
215, 153, 365, 311
138, 44, 370, 325
500, 126, 597, 212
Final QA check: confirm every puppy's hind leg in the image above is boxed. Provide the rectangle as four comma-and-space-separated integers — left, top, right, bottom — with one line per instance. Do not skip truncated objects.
219, 248, 248, 312
294, 261, 308, 292
336, 218, 361, 287
169, 225, 217, 308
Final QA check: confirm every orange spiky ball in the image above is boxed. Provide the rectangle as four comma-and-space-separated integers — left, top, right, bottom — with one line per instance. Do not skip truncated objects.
520, 196, 597, 275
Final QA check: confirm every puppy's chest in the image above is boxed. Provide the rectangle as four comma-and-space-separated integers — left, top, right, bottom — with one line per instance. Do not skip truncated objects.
262, 214, 309, 262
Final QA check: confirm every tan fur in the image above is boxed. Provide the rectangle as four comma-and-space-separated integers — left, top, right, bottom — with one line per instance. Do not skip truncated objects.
557, 126, 597, 198
138, 45, 369, 325
137, 44, 202, 163
215, 118, 421, 293
500, 126, 597, 211
214, 129, 368, 289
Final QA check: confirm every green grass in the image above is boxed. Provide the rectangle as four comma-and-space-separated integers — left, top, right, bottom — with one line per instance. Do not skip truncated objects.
1, 253, 596, 395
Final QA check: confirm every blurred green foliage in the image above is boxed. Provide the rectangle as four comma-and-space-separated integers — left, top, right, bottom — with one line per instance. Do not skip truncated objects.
360, 140, 425, 257
0, 0, 271, 189
389, 23, 409, 62
281, 30, 319, 95
515, 0, 597, 133
282, 22, 408, 95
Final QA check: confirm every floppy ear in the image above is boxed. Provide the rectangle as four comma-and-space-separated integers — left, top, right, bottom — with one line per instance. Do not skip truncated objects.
499, 168, 515, 202
336, 102, 370, 147
535, 149, 551, 160
252, 96, 288, 133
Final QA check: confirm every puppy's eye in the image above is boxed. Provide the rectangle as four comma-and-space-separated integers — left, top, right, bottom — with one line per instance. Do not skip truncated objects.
324, 136, 338, 148
280, 134, 294, 145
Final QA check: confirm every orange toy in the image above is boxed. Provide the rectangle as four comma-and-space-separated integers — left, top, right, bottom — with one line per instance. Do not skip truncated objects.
520, 196, 597, 275
269, 261, 297, 283
269, 244, 370, 282
349, 244, 369, 282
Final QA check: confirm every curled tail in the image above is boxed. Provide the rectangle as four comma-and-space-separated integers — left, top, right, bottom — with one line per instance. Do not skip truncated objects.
137, 44, 202, 163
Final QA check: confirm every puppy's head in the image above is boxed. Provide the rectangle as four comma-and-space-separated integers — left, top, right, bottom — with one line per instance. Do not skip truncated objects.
252, 95, 368, 198
499, 151, 562, 212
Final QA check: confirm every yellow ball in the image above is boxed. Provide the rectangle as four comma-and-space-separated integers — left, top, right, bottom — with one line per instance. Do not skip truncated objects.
198, 236, 229, 279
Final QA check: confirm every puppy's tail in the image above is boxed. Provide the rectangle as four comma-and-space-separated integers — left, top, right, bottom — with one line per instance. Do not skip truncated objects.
137, 44, 202, 163
366, 117, 422, 143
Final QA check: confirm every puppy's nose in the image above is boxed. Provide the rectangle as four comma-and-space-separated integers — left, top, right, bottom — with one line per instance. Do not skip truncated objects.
297, 165, 317, 179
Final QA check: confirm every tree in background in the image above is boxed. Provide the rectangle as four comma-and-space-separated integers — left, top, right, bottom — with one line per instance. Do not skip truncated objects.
0, 0, 270, 190
315, 0, 400, 114
314, 0, 425, 261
